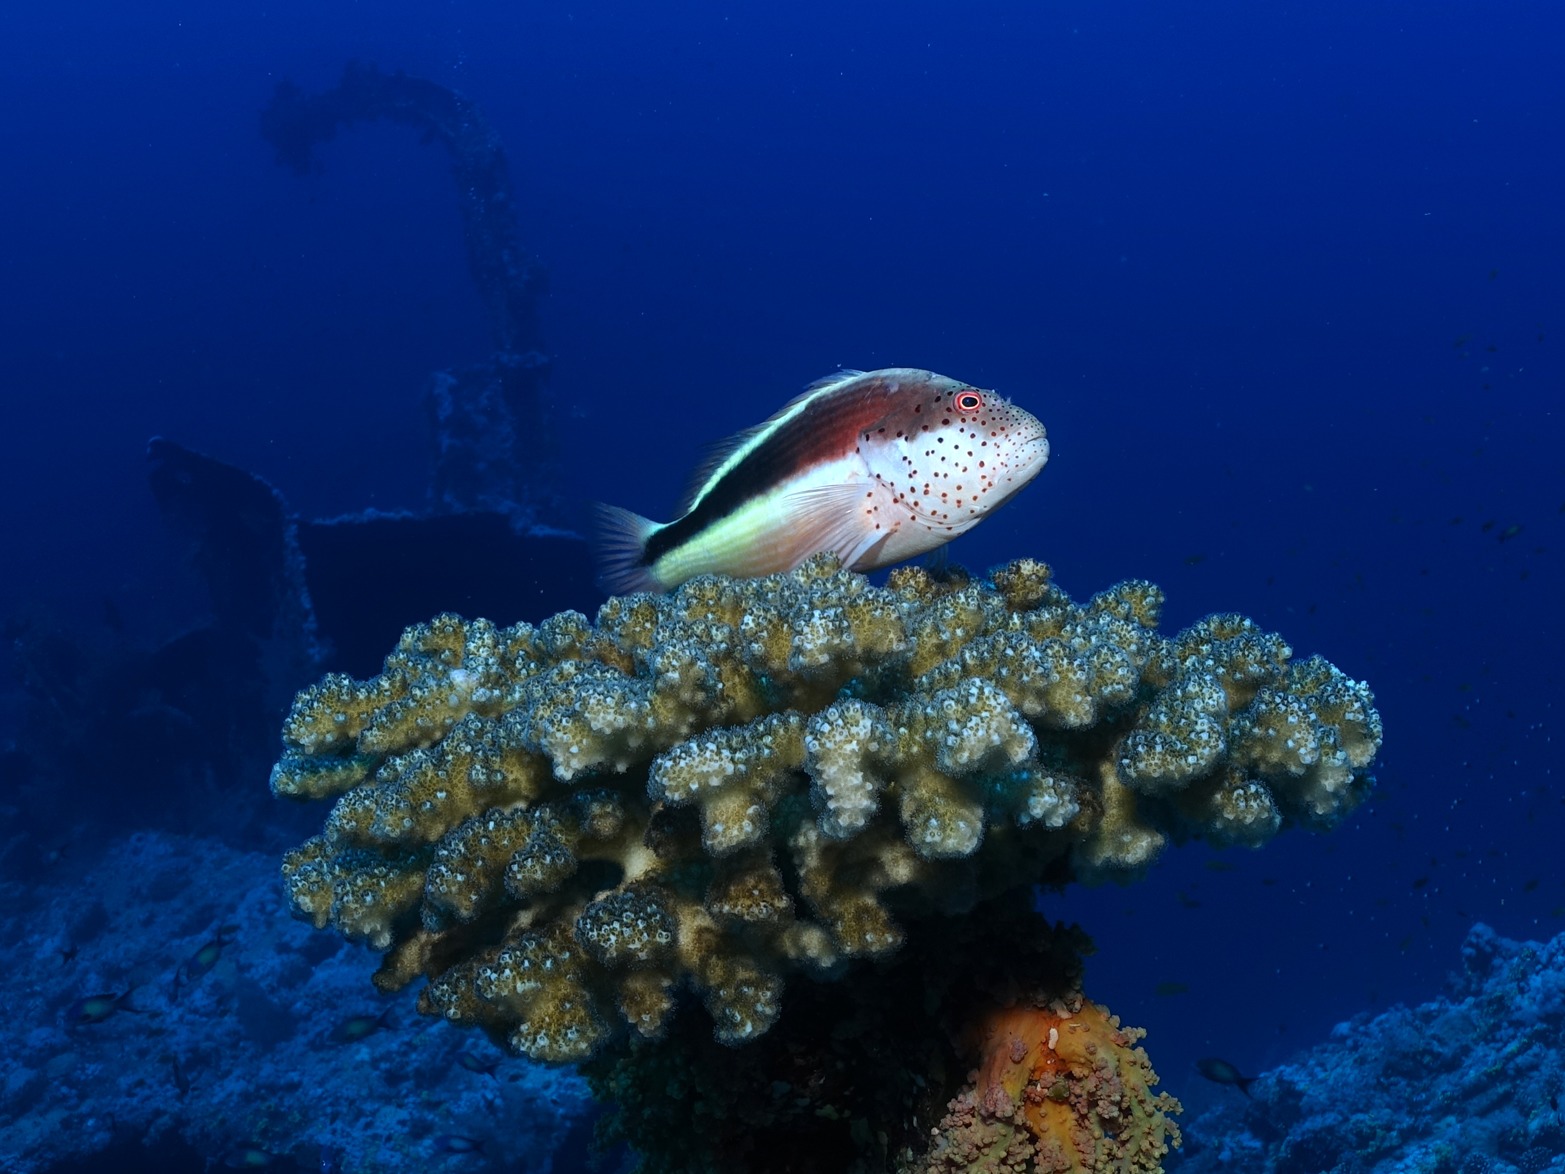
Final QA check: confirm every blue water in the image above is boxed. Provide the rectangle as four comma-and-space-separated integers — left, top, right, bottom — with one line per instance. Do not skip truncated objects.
1, 0, 1561, 1166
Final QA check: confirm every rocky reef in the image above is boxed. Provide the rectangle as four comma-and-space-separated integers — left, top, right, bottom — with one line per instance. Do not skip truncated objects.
271, 553, 1380, 1171
1173, 922, 1565, 1174
0, 830, 595, 1174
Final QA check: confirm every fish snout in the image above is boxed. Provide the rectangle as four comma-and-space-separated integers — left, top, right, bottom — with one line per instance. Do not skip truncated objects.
1013, 427, 1050, 471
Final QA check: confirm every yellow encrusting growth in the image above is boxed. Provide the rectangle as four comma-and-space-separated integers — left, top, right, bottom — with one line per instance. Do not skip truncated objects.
915, 996, 1182, 1173
273, 554, 1381, 1064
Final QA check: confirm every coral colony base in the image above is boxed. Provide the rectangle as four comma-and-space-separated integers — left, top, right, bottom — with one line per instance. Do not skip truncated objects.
270, 554, 1382, 1173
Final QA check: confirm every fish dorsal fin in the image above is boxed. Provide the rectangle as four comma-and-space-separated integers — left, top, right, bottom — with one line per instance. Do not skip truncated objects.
802, 368, 865, 393
677, 426, 769, 516
676, 369, 868, 515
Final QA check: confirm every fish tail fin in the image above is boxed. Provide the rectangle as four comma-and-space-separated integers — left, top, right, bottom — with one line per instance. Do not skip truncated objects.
591, 503, 667, 595
1236, 1075, 1255, 1098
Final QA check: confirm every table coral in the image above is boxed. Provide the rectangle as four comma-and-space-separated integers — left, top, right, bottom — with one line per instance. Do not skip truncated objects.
271, 553, 1380, 1170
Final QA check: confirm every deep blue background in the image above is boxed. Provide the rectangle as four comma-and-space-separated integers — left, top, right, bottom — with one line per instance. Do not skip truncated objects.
2, 0, 1561, 1120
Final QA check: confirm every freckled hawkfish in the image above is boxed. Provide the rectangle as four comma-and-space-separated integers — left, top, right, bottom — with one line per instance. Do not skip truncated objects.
595, 368, 1050, 593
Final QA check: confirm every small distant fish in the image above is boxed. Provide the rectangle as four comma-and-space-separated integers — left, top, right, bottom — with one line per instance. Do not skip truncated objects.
1184, 553, 1206, 566
595, 369, 1050, 593
189, 938, 228, 970
432, 1135, 486, 1155
333, 1009, 395, 1044
67, 989, 142, 1027
455, 1052, 502, 1080
58, 943, 78, 966
223, 1145, 277, 1169
173, 926, 237, 999
1196, 1057, 1256, 1097
1498, 524, 1523, 543
163, 1052, 191, 1098
1155, 981, 1190, 997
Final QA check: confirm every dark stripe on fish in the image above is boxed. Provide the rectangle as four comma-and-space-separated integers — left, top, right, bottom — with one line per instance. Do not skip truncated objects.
641, 377, 892, 566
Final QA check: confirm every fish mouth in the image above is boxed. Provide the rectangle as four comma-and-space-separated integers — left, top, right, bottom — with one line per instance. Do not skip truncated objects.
1018, 431, 1050, 464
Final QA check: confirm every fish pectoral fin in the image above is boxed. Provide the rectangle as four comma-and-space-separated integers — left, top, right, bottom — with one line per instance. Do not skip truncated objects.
780, 481, 883, 570
846, 530, 894, 572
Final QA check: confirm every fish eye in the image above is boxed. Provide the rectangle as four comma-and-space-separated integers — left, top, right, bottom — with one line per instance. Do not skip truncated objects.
955, 391, 983, 412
